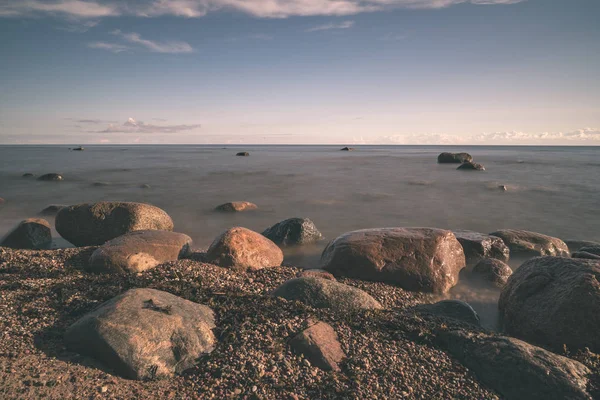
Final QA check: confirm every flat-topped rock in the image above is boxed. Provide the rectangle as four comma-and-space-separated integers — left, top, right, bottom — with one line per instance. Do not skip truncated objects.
55, 202, 174, 247
457, 162, 485, 171
65, 288, 216, 380
471, 258, 512, 288
490, 229, 569, 258
437, 152, 473, 163
499, 256, 600, 352
320, 228, 465, 294
205, 227, 283, 270
215, 201, 258, 212
414, 300, 480, 326
453, 230, 510, 266
88, 230, 193, 274
289, 320, 346, 371
262, 217, 322, 246
0, 218, 52, 250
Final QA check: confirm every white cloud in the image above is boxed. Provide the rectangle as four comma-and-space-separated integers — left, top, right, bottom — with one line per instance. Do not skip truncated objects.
306, 20, 354, 32
0, 0, 527, 19
57, 19, 100, 32
98, 117, 201, 133
110, 29, 194, 53
88, 41, 129, 53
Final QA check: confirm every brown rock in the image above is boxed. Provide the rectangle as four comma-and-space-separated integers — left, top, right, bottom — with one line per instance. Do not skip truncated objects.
65, 288, 216, 380
457, 162, 485, 171
414, 300, 480, 326
490, 229, 569, 258
289, 320, 345, 371
88, 230, 193, 274
499, 256, 600, 352
55, 202, 174, 246
205, 227, 283, 270
1, 218, 52, 250
563, 239, 600, 253
215, 201, 258, 212
297, 269, 336, 281
320, 228, 465, 294
453, 230, 510, 266
471, 258, 512, 288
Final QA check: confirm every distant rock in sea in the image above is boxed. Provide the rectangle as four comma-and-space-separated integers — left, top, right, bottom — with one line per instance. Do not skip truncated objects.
457, 162, 485, 171
37, 173, 63, 181
340, 147, 354, 151
437, 152, 472, 163
215, 201, 257, 212
72, 146, 84, 151
236, 152, 249, 156
22, 173, 34, 178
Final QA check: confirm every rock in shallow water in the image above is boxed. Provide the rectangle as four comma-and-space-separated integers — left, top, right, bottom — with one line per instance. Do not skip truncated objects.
457, 161, 485, 171
563, 239, 600, 253
37, 173, 63, 181
320, 228, 465, 294
471, 258, 512, 288
215, 201, 258, 212
88, 230, 192, 274
65, 288, 216, 380
39, 204, 67, 216
490, 229, 569, 258
453, 230, 510, 266
55, 202, 174, 247
236, 152, 249, 156
499, 256, 600, 353
437, 152, 473, 163
0, 218, 52, 250
414, 300, 480, 326
289, 320, 346, 371
262, 217, 322, 246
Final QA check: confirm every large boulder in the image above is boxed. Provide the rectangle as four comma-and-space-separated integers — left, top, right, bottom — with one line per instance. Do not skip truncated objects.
37, 173, 63, 181
490, 229, 569, 258
499, 256, 600, 352
289, 320, 346, 371
437, 152, 472, 163
471, 258, 513, 288
438, 330, 592, 400
88, 230, 193, 274
272, 277, 382, 313
55, 202, 174, 247
0, 218, 52, 250
65, 288, 216, 380
215, 201, 257, 212
262, 217, 322, 246
453, 230, 510, 266
457, 162, 485, 171
413, 300, 480, 326
205, 227, 283, 270
320, 228, 465, 294
563, 239, 600, 253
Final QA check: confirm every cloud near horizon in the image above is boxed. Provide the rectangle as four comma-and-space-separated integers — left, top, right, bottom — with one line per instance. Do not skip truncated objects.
0, 0, 526, 19
98, 118, 201, 133
306, 20, 355, 32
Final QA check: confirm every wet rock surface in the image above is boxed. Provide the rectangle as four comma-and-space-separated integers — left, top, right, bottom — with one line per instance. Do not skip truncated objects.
215, 201, 258, 212
437, 152, 473, 163
37, 173, 63, 181
39, 204, 67, 216
1, 218, 52, 250
289, 320, 346, 371
490, 229, 570, 258
414, 300, 480, 326
471, 258, 512, 288
457, 162, 485, 171
88, 230, 193, 274
55, 202, 174, 247
453, 230, 510, 266
262, 217, 323, 246
320, 228, 465, 293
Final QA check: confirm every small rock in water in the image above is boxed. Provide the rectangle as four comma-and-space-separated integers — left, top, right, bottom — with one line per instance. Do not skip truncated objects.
453, 230, 510, 266
437, 152, 473, 163
37, 173, 63, 181
22, 173, 34, 178
340, 146, 355, 151
39, 204, 67, 216
72, 146, 84, 151
140, 183, 151, 189
262, 217, 322, 246
0, 218, 52, 250
236, 152, 249, 156
92, 181, 110, 187
457, 162, 485, 171
498, 185, 507, 191
215, 201, 258, 212
471, 258, 513, 288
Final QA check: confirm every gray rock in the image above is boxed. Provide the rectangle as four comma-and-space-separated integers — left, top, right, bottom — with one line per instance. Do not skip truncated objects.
55, 202, 174, 247
39, 204, 67, 216
572, 250, 600, 260
88, 230, 193, 274
499, 256, 600, 352
262, 217, 322, 246
437, 152, 473, 163
320, 228, 465, 294
215, 201, 257, 212
236, 152, 249, 156
414, 300, 480, 326
438, 330, 592, 400
563, 239, 600, 253
289, 320, 346, 371
37, 173, 63, 181
65, 288, 216, 380
457, 161, 485, 171
453, 230, 510, 266
272, 277, 382, 313
471, 258, 513, 288
490, 229, 569, 258
340, 147, 355, 151
1, 218, 52, 250
22, 173, 34, 178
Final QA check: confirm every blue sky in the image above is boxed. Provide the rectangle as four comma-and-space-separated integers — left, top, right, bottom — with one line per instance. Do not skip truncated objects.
0, 0, 599, 144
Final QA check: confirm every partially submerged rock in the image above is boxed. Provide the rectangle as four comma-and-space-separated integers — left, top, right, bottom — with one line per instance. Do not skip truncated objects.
215, 201, 258, 212
55, 202, 174, 247
88, 230, 193, 274
37, 173, 63, 181
453, 230, 510, 266
289, 320, 346, 371
72, 146, 84, 151
457, 162, 485, 171
320, 228, 465, 294
414, 300, 480, 326
205, 227, 283, 270
39, 204, 67, 216
340, 147, 354, 151
65, 288, 216, 380
22, 173, 34, 178
490, 229, 569, 258
236, 152, 249, 156
499, 256, 600, 352
262, 217, 322, 246
438, 330, 592, 400
272, 277, 382, 313
437, 152, 472, 164
0, 218, 52, 250
564, 239, 600, 253
471, 258, 512, 288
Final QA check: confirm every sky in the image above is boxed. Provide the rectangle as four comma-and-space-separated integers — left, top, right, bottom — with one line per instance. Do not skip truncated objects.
0, 0, 599, 145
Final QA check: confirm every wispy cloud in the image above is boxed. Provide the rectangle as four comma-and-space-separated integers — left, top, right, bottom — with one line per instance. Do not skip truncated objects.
0, 1, 527, 19
88, 41, 129, 53
98, 118, 201, 134
57, 19, 100, 33
110, 29, 194, 53
306, 20, 355, 32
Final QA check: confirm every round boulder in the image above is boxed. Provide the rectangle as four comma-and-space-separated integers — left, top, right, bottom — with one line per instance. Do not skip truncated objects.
457, 162, 485, 171
55, 202, 174, 247
472, 258, 513, 288
437, 152, 472, 163
320, 228, 466, 294
272, 277, 382, 313
215, 201, 258, 212
205, 227, 283, 270
490, 229, 569, 258
37, 173, 63, 181
499, 256, 600, 352
0, 218, 52, 250
262, 217, 322, 246
453, 230, 510, 266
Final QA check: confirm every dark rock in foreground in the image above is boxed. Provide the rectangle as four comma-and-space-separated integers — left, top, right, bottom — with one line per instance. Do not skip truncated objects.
55, 202, 174, 247
437, 152, 472, 163
262, 217, 322, 246
499, 256, 600, 353
564, 239, 600, 253
471, 258, 512, 288
289, 320, 346, 371
320, 228, 465, 294
414, 300, 480, 326
65, 288, 216, 380
39, 204, 67, 216
0, 218, 52, 250
215, 201, 258, 212
457, 162, 485, 171
490, 229, 569, 258
453, 230, 510, 266
272, 277, 382, 313
236, 152, 249, 156
205, 227, 283, 270
438, 330, 592, 400
37, 173, 63, 181
88, 230, 192, 274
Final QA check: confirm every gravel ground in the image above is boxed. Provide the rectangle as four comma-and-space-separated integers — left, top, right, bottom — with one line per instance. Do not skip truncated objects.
0, 247, 598, 399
